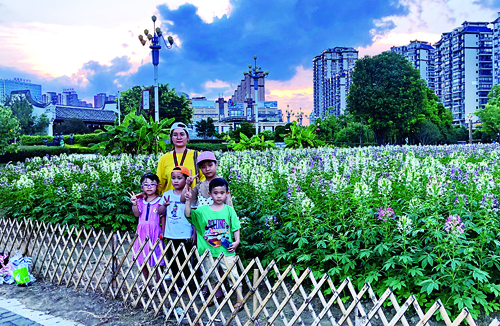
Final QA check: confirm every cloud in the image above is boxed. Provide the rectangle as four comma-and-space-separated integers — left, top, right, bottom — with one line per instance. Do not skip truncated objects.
358, 0, 499, 56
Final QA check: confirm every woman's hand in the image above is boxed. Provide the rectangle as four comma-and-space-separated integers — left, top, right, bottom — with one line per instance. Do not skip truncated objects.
190, 226, 197, 245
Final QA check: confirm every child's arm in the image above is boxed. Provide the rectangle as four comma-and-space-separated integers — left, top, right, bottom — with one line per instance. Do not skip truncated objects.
228, 229, 240, 253
128, 191, 140, 218
184, 188, 193, 218
160, 215, 166, 239
157, 195, 170, 215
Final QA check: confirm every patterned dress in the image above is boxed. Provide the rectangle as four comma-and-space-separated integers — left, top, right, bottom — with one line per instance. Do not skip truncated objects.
133, 197, 164, 267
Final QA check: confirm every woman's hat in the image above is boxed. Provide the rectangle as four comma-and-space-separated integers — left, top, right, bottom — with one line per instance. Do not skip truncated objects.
172, 166, 190, 177
197, 151, 217, 165
170, 122, 189, 135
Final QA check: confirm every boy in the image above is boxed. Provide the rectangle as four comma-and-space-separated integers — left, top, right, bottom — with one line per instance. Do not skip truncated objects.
158, 166, 196, 291
185, 178, 242, 309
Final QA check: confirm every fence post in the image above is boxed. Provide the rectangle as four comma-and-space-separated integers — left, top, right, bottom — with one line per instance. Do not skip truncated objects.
253, 268, 259, 315
112, 233, 118, 291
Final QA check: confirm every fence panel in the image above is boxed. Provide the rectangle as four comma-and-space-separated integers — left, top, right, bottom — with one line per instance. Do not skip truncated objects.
1, 217, 499, 326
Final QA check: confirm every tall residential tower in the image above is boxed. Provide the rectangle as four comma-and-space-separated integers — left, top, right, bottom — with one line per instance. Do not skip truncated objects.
313, 47, 358, 120
434, 21, 493, 125
390, 40, 436, 89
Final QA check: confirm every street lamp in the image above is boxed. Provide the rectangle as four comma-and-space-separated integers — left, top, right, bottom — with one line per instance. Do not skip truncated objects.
139, 15, 174, 122
243, 55, 269, 134
297, 110, 305, 126
286, 105, 292, 123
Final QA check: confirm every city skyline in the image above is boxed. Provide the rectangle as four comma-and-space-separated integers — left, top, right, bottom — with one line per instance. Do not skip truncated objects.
0, 0, 499, 118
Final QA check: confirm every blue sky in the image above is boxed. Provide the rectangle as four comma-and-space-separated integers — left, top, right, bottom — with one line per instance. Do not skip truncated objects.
0, 0, 499, 116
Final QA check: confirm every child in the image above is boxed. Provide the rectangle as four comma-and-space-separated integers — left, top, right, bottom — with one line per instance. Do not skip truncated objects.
185, 178, 243, 309
183, 151, 233, 207
157, 166, 196, 291
128, 173, 163, 288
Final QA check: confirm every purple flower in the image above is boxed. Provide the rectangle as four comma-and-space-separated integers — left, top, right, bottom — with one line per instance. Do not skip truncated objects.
377, 206, 395, 221
444, 215, 465, 234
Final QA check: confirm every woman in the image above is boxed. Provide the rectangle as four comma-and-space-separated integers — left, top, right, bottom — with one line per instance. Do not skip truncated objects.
157, 122, 205, 195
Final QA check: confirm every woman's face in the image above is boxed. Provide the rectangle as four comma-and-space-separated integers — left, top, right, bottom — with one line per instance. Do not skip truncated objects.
171, 128, 188, 148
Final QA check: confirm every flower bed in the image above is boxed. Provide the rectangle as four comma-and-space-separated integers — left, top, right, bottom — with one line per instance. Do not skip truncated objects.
0, 145, 499, 317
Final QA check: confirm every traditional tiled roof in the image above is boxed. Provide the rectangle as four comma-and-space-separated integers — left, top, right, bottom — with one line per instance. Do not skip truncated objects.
55, 106, 116, 123
10, 90, 47, 108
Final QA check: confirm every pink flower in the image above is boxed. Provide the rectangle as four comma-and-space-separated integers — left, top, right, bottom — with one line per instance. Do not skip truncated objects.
377, 206, 395, 221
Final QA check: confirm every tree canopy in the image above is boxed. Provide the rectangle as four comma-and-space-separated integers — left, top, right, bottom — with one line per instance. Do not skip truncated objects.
119, 83, 193, 124
475, 84, 500, 139
0, 106, 21, 155
195, 117, 216, 138
347, 52, 426, 145
4, 95, 49, 135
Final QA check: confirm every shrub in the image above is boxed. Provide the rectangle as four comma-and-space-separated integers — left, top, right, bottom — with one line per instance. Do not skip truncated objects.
187, 143, 229, 152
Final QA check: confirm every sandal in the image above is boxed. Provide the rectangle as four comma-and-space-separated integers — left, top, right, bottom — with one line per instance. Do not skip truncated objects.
234, 299, 243, 311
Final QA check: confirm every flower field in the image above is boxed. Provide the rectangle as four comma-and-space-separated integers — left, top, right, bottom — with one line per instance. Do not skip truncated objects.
1, 145, 500, 317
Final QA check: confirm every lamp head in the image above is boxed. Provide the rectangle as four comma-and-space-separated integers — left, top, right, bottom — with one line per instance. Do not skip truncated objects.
248, 64, 252, 68
147, 34, 153, 40
253, 55, 257, 60
141, 39, 146, 46
243, 71, 248, 75
156, 27, 161, 34
167, 36, 174, 45
144, 29, 149, 36
265, 70, 269, 75
138, 35, 144, 41
152, 15, 157, 22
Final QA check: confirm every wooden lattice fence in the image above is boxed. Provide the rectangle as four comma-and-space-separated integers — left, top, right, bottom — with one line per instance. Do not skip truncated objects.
1, 217, 499, 326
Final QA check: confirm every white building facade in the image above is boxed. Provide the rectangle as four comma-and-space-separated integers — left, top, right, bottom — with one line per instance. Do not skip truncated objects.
391, 40, 436, 89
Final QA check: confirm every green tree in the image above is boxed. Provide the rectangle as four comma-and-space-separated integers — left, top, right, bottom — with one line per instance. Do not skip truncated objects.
118, 84, 193, 124
5, 95, 49, 135
54, 118, 91, 135
411, 119, 441, 145
229, 121, 255, 140
347, 52, 426, 145
0, 106, 21, 155
475, 84, 500, 139
195, 117, 216, 138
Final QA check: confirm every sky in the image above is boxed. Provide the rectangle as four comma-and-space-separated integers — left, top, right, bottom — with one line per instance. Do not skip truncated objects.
0, 0, 499, 118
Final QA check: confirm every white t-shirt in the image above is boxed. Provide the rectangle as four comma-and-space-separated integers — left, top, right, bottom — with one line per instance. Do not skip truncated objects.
161, 190, 193, 239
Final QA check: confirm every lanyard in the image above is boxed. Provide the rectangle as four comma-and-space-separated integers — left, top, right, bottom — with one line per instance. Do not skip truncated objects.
173, 149, 188, 167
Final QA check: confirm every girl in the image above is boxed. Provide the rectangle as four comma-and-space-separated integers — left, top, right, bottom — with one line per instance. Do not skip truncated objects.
128, 173, 163, 288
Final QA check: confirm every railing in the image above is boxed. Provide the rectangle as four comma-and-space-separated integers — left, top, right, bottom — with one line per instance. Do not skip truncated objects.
1, 217, 500, 326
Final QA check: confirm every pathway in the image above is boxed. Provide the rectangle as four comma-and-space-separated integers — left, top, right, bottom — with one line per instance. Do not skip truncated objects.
0, 297, 83, 326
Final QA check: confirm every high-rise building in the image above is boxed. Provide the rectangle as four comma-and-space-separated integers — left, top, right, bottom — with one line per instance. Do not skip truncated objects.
492, 14, 500, 85
434, 21, 493, 125
0, 78, 42, 104
313, 47, 358, 120
61, 89, 79, 106
391, 40, 436, 89
231, 74, 266, 104
94, 93, 107, 108
106, 94, 117, 102
45, 92, 58, 105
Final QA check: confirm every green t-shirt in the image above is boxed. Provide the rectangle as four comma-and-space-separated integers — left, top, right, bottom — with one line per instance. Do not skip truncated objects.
189, 205, 241, 257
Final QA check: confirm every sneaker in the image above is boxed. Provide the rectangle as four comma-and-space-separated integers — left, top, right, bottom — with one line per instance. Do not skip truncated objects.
164, 273, 172, 280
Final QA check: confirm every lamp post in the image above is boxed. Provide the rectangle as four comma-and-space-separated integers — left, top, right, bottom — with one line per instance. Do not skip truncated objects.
468, 114, 473, 145
243, 55, 268, 134
117, 91, 121, 126
286, 105, 291, 123
297, 110, 304, 126
139, 15, 174, 122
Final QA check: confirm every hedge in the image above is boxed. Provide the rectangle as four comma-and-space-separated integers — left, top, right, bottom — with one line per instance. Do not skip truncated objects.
21, 133, 109, 147
0, 146, 95, 163
187, 143, 229, 152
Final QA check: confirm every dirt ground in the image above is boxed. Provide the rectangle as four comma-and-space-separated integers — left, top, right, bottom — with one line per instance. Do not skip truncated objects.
0, 280, 166, 325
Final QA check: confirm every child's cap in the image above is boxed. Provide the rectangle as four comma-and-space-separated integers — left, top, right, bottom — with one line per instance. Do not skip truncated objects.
172, 166, 190, 177
197, 151, 217, 165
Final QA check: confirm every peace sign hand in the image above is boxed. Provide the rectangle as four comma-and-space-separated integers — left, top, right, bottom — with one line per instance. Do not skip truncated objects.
162, 195, 171, 207
127, 191, 139, 205
184, 188, 193, 201
186, 169, 199, 187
